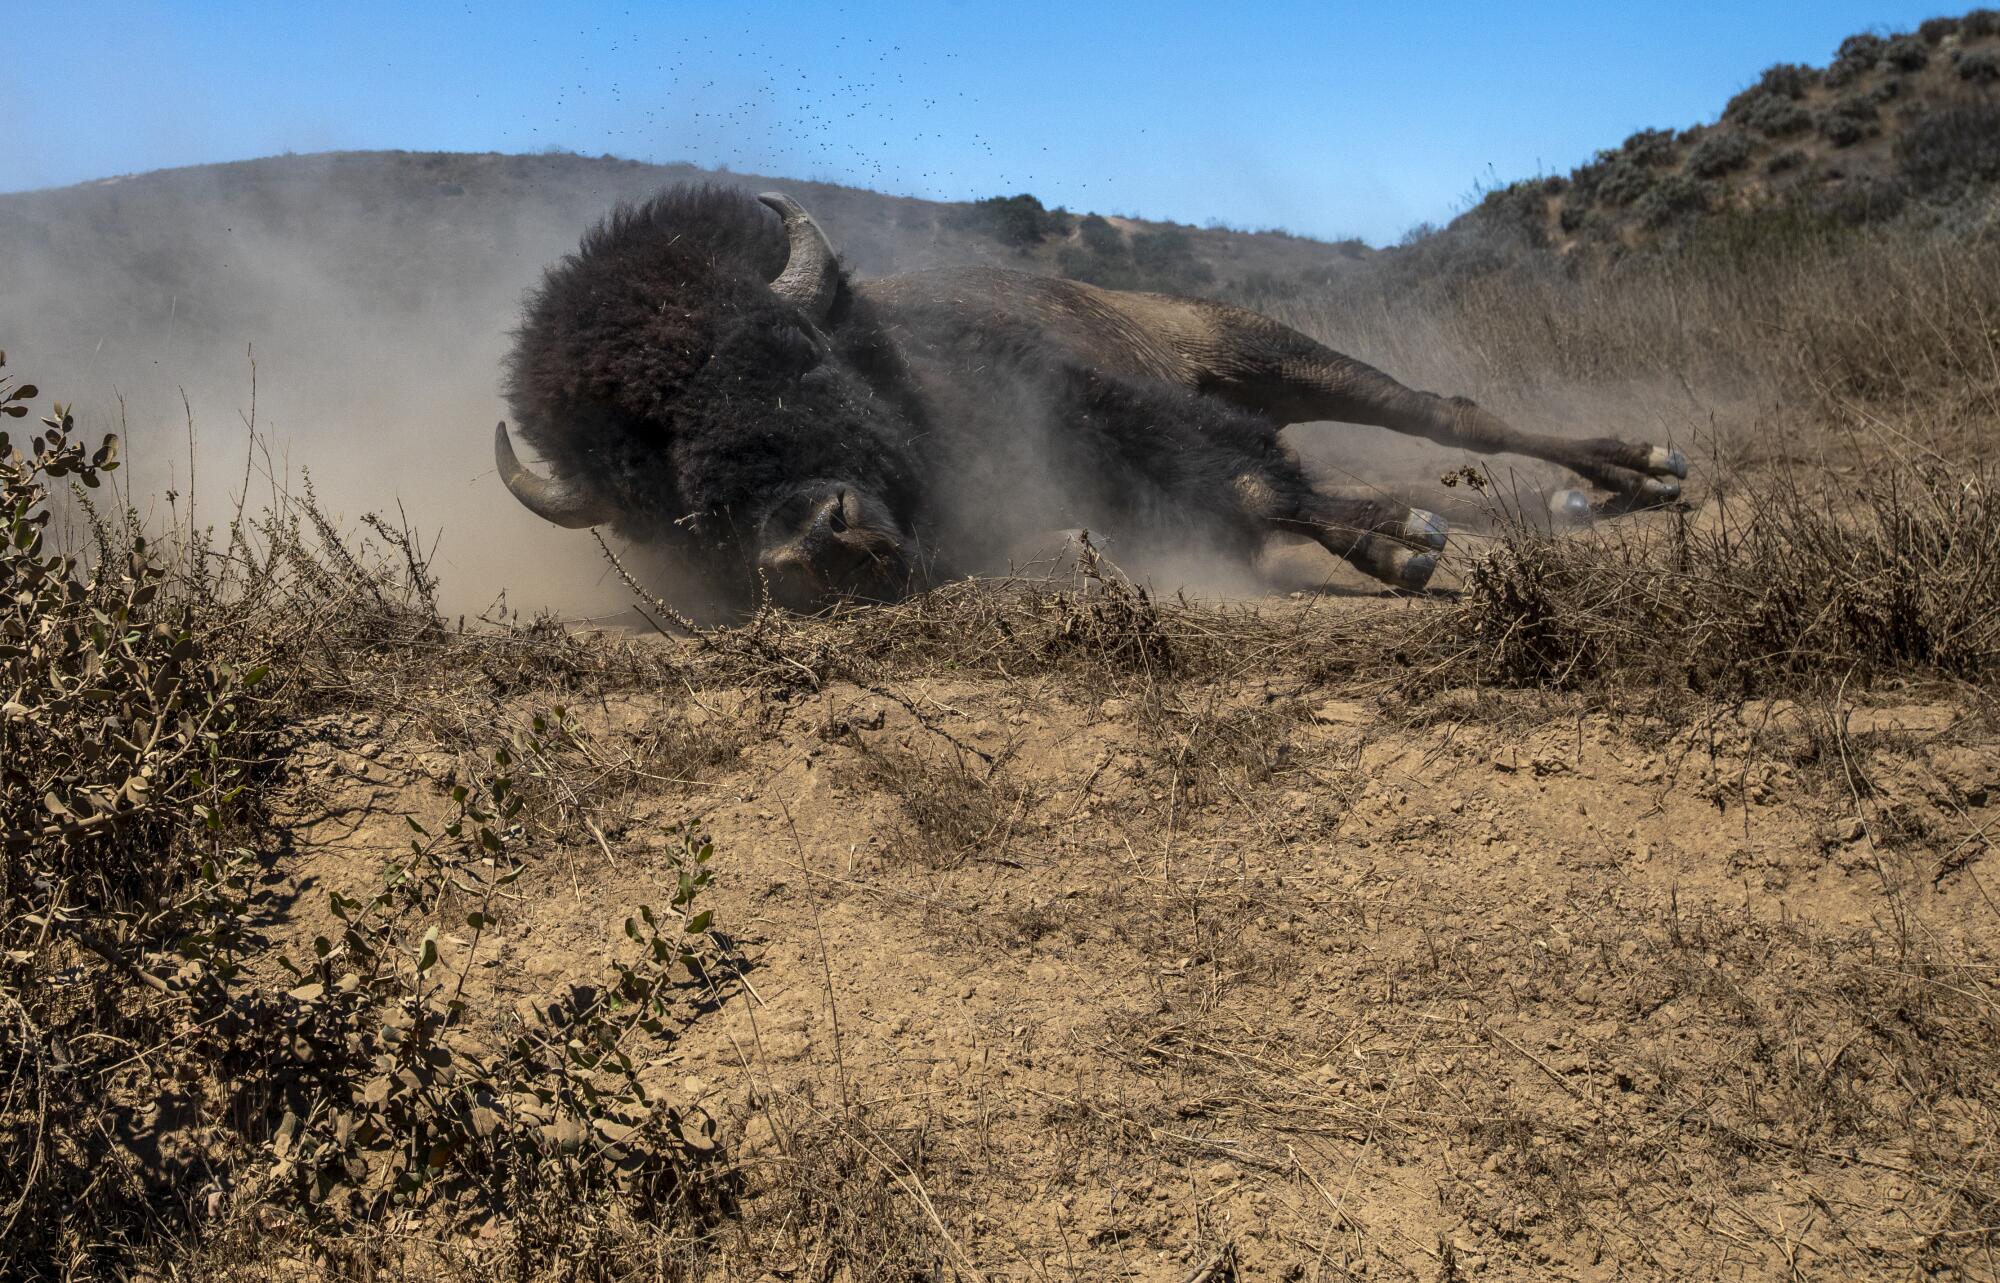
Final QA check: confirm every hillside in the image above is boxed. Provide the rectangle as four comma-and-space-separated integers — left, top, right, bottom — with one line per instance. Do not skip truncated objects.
1451, 10, 2000, 260
0, 148, 1360, 362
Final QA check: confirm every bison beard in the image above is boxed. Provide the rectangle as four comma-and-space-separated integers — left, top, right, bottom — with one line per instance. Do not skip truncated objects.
497, 185, 1689, 611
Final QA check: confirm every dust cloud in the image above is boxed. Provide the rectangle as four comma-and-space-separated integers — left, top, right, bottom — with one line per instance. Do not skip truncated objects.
0, 151, 1719, 620
0, 154, 848, 623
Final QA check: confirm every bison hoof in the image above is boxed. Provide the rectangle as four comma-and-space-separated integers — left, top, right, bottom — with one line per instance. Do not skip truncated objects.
1402, 508, 1449, 553
1648, 446, 1690, 480
1352, 539, 1437, 591
1393, 550, 1439, 591
1636, 475, 1682, 502
1548, 488, 1594, 526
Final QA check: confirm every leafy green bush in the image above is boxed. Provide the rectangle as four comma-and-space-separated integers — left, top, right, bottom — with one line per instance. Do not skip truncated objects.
269, 779, 725, 1230
1470, 182, 1552, 246
1827, 33, 1884, 87
950, 193, 1071, 249
1594, 160, 1657, 206
1686, 130, 1754, 178
1058, 216, 1216, 295
1619, 128, 1681, 167
1725, 63, 1820, 121
0, 364, 732, 1276
1737, 94, 1814, 138
1820, 95, 1880, 147
1919, 15, 1962, 43
1076, 212, 1121, 256
1898, 101, 2000, 194
1836, 32, 1886, 64
1, 365, 270, 1268
1635, 174, 1713, 227
1883, 35, 1931, 70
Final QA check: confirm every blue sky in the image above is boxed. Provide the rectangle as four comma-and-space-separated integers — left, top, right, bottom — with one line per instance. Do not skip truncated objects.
5, 0, 1962, 244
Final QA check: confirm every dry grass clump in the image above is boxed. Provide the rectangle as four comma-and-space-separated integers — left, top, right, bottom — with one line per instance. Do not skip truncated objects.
847, 745, 1036, 871
723, 1099, 962, 1281
1142, 696, 1316, 811
611, 530, 1408, 710
1433, 460, 2000, 699
1274, 211, 2000, 433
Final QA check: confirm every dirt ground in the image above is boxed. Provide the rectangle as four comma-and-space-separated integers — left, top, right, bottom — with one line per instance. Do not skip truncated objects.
266, 552, 2000, 1281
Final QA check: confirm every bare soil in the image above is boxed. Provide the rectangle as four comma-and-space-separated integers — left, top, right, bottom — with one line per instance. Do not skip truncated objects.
269, 588, 2000, 1281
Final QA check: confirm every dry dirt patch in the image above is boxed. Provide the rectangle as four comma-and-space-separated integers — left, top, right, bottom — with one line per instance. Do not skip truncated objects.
270, 609, 2000, 1281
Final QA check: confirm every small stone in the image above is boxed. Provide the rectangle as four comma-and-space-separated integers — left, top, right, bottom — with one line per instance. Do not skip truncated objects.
1492, 747, 1519, 772
1311, 700, 1368, 726
1837, 817, 1866, 842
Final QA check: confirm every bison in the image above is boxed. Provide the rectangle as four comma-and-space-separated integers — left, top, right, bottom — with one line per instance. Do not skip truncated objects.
496, 186, 1685, 610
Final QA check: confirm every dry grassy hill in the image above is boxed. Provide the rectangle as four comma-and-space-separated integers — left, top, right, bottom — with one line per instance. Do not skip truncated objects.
0, 148, 1360, 360
1449, 10, 2000, 262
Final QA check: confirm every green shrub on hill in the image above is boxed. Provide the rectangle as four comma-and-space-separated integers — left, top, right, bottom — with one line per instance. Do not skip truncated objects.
1057, 216, 1216, 295
1819, 95, 1880, 147
1898, 101, 2000, 193
1919, 15, 1963, 42
1635, 174, 1713, 227
1883, 35, 1932, 71
950, 193, 1073, 249
1957, 48, 2000, 83
1737, 94, 1815, 138
1724, 63, 1820, 122
1686, 129, 1754, 177
1619, 128, 1682, 167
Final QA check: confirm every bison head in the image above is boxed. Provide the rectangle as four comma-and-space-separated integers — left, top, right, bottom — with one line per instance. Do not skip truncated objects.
497, 186, 924, 609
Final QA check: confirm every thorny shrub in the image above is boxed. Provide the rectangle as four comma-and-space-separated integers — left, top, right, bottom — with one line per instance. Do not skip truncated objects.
1, 362, 271, 1266
0, 363, 731, 1279
266, 775, 728, 1232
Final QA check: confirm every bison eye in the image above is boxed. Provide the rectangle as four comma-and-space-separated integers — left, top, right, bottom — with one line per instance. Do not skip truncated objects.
828, 491, 849, 533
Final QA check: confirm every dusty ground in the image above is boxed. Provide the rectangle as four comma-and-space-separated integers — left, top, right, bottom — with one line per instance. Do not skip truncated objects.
266, 564, 2000, 1281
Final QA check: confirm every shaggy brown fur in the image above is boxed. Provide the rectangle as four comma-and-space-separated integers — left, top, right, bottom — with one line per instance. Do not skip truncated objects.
501, 184, 1686, 607
504, 186, 1335, 598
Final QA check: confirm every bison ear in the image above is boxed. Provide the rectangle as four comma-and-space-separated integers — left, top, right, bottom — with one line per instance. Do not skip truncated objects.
758, 192, 841, 326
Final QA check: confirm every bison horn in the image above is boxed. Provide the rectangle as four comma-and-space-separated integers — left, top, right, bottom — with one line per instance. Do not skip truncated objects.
758, 192, 840, 325
494, 422, 616, 529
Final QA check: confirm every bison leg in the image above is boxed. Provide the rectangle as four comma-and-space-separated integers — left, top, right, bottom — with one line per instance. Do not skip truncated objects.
1236, 476, 1445, 591
1191, 304, 1688, 503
